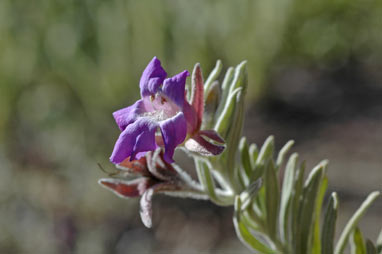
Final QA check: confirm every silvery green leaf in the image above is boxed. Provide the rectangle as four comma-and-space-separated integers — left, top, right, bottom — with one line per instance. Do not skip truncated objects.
279, 152, 298, 243
204, 59, 222, 93
249, 143, 259, 168
276, 140, 294, 169
312, 175, 328, 254
216, 67, 234, 117
190, 63, 204, 128
256, 136, 275, 166
366, 239, 377, 254
228, 60, 248, 95
250, 137, 274, 182
350, 227, 366, 254
240, 179, 262, 210
321, 192, 339, 254
233, 196, 277, 254
335, 191, 380, 254
203, 80, 221, 129
239, 137, 252, 181
291, 161, 305, 251
214, 87, 242, 139
296, 161, 326, 254
377, 228, 382, 253
264, 160, 280, 240
194, 159, 219, 204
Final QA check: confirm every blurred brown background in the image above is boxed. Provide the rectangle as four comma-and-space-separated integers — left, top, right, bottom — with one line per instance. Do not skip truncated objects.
0, 0, 381, 253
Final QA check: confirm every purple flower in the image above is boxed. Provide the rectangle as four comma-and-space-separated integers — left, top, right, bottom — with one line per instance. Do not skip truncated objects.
110, 57, 225, 164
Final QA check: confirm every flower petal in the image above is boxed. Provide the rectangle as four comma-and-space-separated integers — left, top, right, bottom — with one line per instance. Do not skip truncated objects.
140, 57, 167, 97
98, 178, 154, 198
162, 70, 189, 108
184, 134, 225, 157
113, 99, 151, 131
110, 118, 158, 164
117, 156, 150, 176
199, 130, 225, 144
159, 112, 187, 163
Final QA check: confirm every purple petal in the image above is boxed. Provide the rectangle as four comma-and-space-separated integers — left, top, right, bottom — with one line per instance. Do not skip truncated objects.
110, 118, 158, 164
162, 70, 189, 108
98, 178, 153, 198
199, 130, 225, 143
140, 57, 167, 97
113, 99, 151, 131
159, 112, 187, 163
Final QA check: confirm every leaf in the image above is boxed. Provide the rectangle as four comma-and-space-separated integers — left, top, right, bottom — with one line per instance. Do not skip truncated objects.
216, 67, 234, 117
312, 175, 328, 254
240, 179, 262, 210
264, 161, 279, 240
203, 80, 221, 129
321, 192, 339, 254
214, 87, 242, 139
335, 191, 381, 254
276, 140, 294, 169
233, 196, 277, 254
376, 228, 382, 253
228, 60, 247, 95
204, 59, 222, 93
194, 159, 219, 204
279, 153, 298, 242
249, 143, 259, 168
366, 239, 377, 254
291, 161, 305, 252
350, 227, 366, 254
297, 162, 326, 254
256, 136, 275, 166
190, 63, 204, 129
239, 137, 252, 181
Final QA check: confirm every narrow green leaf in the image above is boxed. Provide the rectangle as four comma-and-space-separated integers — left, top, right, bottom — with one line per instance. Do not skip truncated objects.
240, 179, 262, 210
194, 159, 224, 206
312, 175, 328, 254
203, 80, 221, 129
214, 87, 242, 139
233, 196, 277, 254
297, 162, 326, 254
239, 137, 252, 180
276, 140, 294, 169
256, 136, 275, 166
350, 227, 366, 254
216, 67, 234, 117
228, 61, 247, 95
279, 152, 298, 242
335, 191, 381, 254
223, 90, 245, 193
249, 143, 259, 168
366, 239, 377, 254
321, 192, 339, 254
291, 161, 306, 253
204, 59, 222, 93
265, 161, 279, 240
376, 228, 382, 251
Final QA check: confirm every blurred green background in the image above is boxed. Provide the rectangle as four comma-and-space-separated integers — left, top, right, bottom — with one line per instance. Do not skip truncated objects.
1, 0, 382, 253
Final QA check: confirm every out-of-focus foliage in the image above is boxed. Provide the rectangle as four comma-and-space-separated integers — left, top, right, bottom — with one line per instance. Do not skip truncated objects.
1, 0, 382, 253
